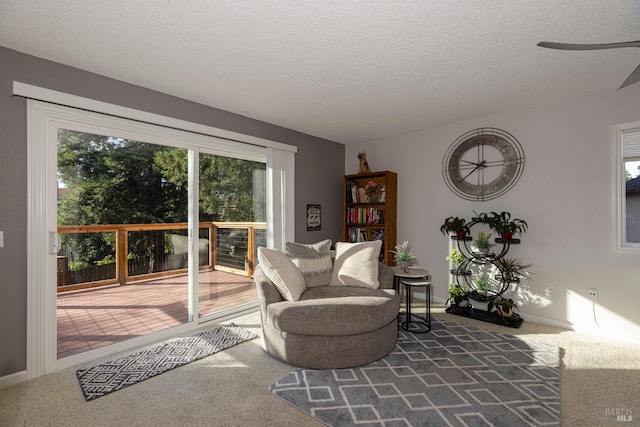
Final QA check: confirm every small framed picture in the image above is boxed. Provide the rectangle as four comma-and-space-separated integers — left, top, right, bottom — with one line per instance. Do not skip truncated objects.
307, 204, 321, 231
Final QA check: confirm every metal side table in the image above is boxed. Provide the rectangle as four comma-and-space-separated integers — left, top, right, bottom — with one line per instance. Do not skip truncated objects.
392, 267, 431, 333
399, 277, 431, 333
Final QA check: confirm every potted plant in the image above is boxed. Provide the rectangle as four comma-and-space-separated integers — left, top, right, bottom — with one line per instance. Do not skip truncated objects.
446, 248, 467, 274
489, 211, 528, 242
473, 231, 494, 254
390, 241, 417, 272
472, 276, 491, 295
467, 276, 492, 310
440, 216, 467, 239
446, 283, 468, 308
489, 297, 518, 318
494, 257, 532, 283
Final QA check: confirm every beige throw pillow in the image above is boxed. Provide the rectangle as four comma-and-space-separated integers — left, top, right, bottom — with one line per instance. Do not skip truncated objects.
286, 239, 333, 287
257, 247, 306, 301
329, 240, 381, 288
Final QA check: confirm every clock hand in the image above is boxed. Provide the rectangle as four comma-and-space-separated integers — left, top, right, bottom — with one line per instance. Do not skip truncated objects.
460, 159, 482, 166
457, 160, 488, 183
458, 163, 482, 183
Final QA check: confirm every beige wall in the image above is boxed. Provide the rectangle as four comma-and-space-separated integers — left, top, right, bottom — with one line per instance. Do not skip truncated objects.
347, 82, 640, 341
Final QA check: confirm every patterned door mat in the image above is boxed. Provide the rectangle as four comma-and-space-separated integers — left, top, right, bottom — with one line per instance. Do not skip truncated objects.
270, 318, 560, 426
77, 323, 256, 401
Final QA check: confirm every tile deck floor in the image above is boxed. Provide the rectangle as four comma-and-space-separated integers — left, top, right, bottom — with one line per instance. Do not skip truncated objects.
57, 269, 257, 358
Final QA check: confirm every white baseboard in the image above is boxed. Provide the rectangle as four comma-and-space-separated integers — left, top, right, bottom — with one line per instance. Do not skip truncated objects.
0, 370, 27, 389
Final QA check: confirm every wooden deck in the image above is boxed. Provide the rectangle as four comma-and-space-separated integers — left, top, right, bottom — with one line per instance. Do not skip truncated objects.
56, 270, 257, 358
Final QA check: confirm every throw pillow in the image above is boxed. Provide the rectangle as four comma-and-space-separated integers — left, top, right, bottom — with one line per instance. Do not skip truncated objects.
286, 239, 333, 287
257, 247, 306, 301
329, 240, 382, 288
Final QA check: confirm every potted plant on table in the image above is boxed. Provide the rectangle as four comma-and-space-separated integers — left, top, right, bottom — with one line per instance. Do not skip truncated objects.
489, 211, 528, 242
440, 216, 468, 239
390, 241, 417, 272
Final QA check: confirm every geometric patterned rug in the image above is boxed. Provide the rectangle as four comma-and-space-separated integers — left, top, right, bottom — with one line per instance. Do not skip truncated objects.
77, 323, 256, 401
269, 318, 560, 426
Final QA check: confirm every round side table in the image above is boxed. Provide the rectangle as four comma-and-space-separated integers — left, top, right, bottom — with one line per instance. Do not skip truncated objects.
391, 266, 430, 294
399, 278, 431, 333
392, 267, 431, 333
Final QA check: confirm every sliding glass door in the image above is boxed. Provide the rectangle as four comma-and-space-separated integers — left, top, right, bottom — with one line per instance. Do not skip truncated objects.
197, 152, 266, 318
56, 129, 192, 358
26, 96, 294, 378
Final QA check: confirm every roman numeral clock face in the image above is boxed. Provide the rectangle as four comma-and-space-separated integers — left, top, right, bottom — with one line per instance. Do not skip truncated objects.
443, 128, 525, 201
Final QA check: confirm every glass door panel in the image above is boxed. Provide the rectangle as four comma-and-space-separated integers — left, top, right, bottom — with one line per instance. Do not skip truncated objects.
197, 152, 266, 318
56, 129, 190, 358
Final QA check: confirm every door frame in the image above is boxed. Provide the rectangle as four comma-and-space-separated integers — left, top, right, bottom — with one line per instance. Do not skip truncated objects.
21, 82, 296, 380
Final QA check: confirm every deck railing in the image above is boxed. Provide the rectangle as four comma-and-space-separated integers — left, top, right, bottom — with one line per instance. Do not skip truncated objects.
56, 222, 266, 292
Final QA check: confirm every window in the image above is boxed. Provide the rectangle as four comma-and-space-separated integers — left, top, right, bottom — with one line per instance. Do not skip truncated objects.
614, 122, 640, 252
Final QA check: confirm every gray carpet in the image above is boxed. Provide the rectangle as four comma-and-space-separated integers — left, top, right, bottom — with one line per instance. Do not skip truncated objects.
77, 323, 256, 401
269, 318, 560, 426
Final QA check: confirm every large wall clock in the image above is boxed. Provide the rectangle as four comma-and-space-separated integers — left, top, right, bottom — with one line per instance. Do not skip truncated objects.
442, 128, 525, 201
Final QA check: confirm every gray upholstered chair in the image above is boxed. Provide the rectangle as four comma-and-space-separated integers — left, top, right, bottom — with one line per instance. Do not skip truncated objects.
254, 262, 399, 369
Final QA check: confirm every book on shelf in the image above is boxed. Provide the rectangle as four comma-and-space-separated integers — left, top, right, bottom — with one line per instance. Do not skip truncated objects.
349, 227, 367, 242
349, 228, 385, 248
346, 207, 385, 225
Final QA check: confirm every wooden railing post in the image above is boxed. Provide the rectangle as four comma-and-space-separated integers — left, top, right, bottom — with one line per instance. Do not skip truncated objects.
116, 228, 127, 285
247, 226, 255, 278
211, 223, 218, 270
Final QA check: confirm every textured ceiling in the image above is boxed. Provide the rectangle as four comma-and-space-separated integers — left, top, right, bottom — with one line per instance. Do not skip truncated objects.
1, 1, 639, 144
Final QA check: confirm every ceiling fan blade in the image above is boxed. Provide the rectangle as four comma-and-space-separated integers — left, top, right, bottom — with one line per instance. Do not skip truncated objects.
537, 40, 640, 50
619, 62, 640, 90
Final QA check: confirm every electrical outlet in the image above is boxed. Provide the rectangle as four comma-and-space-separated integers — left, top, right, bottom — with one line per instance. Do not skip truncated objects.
587, 288, 598, 302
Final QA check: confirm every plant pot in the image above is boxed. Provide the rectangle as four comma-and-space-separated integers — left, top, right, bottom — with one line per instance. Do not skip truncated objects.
470, 298, 490, 311
450, 295, 468, 307
502, 232, 513, 242
497, 306, 513, 317
456, 229, 467, 239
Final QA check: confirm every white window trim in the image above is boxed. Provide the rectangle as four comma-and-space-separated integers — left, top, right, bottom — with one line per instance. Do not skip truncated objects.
613, 120, 640, 253
14, 81, 297, 154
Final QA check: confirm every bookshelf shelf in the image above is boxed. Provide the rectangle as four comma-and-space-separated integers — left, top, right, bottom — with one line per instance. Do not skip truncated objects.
343, 171, 397, 265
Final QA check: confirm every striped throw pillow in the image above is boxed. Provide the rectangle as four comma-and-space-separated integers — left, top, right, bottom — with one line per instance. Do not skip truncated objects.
286, 239, 333, 287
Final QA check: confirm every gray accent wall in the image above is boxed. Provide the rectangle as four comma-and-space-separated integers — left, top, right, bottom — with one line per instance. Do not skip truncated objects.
0, 46, 344, 377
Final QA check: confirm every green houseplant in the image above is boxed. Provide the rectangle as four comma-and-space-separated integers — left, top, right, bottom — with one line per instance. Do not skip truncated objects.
489, 297, 518, 317
472, 276, 491, 295
440, 217, 467, 239
390, 241, 417, 272
446, 248, 466, 274
473, 231, 494, 254
446, 283, 468, 307
494, 257, 532, 283
489, 211, 528, 241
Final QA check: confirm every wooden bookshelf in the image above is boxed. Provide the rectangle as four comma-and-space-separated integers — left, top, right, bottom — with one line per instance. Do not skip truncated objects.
342, 171, 397, 265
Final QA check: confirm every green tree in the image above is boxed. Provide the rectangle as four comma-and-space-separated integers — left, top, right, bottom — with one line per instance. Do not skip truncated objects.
57, 129, 265, 267
57, 130, 186, 263
154, 150, 265, 222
